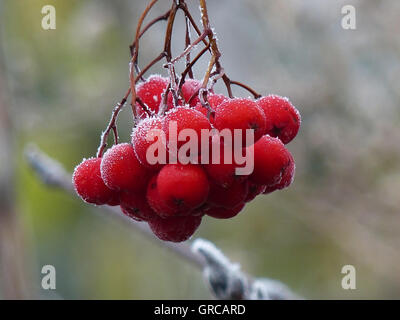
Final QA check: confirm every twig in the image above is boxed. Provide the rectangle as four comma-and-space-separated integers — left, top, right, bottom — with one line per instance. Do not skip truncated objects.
96, 88, 130, 158
25, 145, 300, 300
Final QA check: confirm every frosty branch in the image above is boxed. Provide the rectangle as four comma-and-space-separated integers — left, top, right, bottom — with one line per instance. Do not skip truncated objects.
25, 145, 299, 300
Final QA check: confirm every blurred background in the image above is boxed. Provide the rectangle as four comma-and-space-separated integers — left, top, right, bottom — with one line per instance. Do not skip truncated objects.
0, 0, 399, 299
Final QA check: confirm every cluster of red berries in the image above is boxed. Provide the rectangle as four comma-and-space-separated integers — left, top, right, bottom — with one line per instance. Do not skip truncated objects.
73, 75, 301, 242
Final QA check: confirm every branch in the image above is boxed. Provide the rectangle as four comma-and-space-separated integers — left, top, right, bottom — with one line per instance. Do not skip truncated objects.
25, 145, 300, 300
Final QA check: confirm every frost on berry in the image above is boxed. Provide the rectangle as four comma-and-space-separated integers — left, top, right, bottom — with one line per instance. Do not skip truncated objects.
204, 139, 248, 188
148, 215, 202, 242
194, 93, 228, 123
257, 95, 301, 144
263, 152, 295, 194
162, 106, 212, 152
135, 75, 169, 118
120, 190, 158, 221
207, 180, 249, 209
146, 175, 178, 218
157, 163, 210, 214
205, 203, 245, 219
100, 143, 150, 192
214, 98, 267, 147
73, 157, 118, 205
132, 117, 166, 170
249, 135, 293, 187
181, 79, 203, 106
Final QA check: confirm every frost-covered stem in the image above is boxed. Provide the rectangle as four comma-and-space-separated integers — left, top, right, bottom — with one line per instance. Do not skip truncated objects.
171, 29, 211, 65
199, 0, 221, 87
96, 88, 130, 158
179, 43, 210, 89
136, 97, 154, 117
25, 145, 204, 268
25, 145, 300, 300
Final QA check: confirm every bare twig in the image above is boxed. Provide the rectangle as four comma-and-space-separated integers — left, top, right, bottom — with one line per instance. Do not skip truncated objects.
96, 88, 130, 158
25, 145, 300, 300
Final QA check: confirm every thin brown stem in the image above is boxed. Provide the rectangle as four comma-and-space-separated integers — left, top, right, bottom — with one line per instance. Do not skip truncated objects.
130, 10, 171, 56
184, 15, 194, 79
163, 1, 179, 62
230, 80, 262, 99
171, 29, 210, 65
136, 97, 154, 117
179, 43, 210, 90
135, 52, 166, 83
96, 88, 131, 158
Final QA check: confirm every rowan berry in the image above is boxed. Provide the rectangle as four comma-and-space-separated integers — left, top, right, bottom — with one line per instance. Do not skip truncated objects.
162, 106, 212, 152
73, 158, 118, 205
181, 79, 203, 106
135, 75, 169, 118
257, 95, 300, 144
205, 203, 245, 219
146, 175, 177, 217
245, 182, 266, 202
204, 139, 247, 188
157, 164, 210, 214
207, 180, 248, 209
213, 98, 266, 147
120, 190, 157, 221
249, 135, 293, 186
100, 143, 149, 192
263, 152, 295, 194
132, 117, 166, 170
194, 93, 228, 122
148, 215, 202, 242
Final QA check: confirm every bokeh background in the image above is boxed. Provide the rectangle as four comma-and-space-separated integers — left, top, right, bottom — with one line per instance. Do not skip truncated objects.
0, 0, 399, 299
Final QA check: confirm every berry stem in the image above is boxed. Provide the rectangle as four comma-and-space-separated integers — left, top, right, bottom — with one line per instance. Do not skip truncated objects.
230, 80, 262, 99
184, 14, 194, 79
129, 9, 171, 57
96, 88, 130, 158
170, 29, 211, 65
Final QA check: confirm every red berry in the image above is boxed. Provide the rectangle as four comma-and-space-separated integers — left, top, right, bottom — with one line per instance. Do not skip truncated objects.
162, 106, 212, 153
262, 184, 279, 195
135, 75, 168, 118
263, 152, 295, 194
245, 182, 266, 202
132, 117, 166, 170
146, 175, 177, 217
181, 79, 203, 106
157, 164, 210, 214
249, 135, 293, 186
207, 180, 249, 209
194, 93, 228, 122
101, 143, 149, 192
148, 215, 202, 242
206, 203, 245, 219
73, 158, 118, 205
257, 95, 300, 144
204, 139, 248, 188
214, 98, 266, 147
120, 191, 157, 221
107, 192, 121, 206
